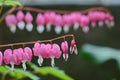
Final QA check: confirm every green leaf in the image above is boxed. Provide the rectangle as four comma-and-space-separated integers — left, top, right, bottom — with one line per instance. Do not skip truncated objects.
0, 66, 39, 80
4, 0, 22, 6
28, 62, 74, 80
10, 69, 40, 80
27, 62, 39, 70
0, 66, 6, 73
80, 44, 120, 69
37, 67, 74, 80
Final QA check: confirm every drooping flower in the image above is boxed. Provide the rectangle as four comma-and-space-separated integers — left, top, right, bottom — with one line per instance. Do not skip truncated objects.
79, 15, 90, 33
33, 43, 43, 66
5, 14, 17, 33
70, 13, 81, 30
50, 44, 62, 67
44, 12, 56, 32
105, 13, 114, 28
0, 51, 3, 65
16, 10, 25, 30
25, 12, 33, 32
63, 14, 72, 33
70, 39, 78, 55
96, 12, 106, 27
3, 49, 21, 72
88, 11, 97, 28
53, 14, 63, 34
36, 13, 45, 33
17, 47, 32, 71
61, 41, 69, 61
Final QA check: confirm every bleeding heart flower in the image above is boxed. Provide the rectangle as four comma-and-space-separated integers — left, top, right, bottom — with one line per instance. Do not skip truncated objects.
53, 15, 63, 34
105, 13, 114, 28
3, 49, 21, 72
25, 12, 33, 32
17, 47, 32, 71
5, 14, 17, 33
96, 12, 106, 27
63, 14, 72, 33
79, 15, 90, 33
70, 39, 78, 55
44, 12, 56, 32
16, 11, 25, 30
88, 12, 97, 28
50, 44, 61, 67
61, 41, 69, 61
33, 43, 42, 66
70, 13, 81, 30
36, 13, 45, 33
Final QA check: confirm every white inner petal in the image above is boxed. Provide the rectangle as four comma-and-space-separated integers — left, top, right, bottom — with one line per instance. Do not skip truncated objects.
22, 61, 27, 71
17, 21, 25, 30
110, 21, 115, 27
105, 20, 109, 25
98, 21, 104, 27
37, 25, 44, 34
70, 47, 74, 54
63, 25, 70, 33
38, 56, 43, 66
51, 57, 55, 67
10, 62, 14, 72
46, 23, 51, 32
54, 26, 62, 34
10, 25, 16, 33
63, 53, 68, 61
82, 26, 89, 33
26, 23, 33, 32
73, 22, 79, 30
74, 48, 78, 55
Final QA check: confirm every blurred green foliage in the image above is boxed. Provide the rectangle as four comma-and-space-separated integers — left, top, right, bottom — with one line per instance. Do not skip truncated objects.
0, 62, 74, 80
0, 0, 22, 6
79, 44, 120, 69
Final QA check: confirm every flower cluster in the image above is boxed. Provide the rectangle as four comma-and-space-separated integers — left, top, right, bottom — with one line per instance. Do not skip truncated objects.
0, 39, 77, 72
5, 11, 114, 34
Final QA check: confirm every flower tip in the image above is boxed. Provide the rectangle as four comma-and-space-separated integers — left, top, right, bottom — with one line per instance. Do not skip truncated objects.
26, 23, 33, 32
63, 54, 68, 61
17, 21, 25, 30
37, 25, 44, 33
9, 25, 16, 33
55, 26, 62, 34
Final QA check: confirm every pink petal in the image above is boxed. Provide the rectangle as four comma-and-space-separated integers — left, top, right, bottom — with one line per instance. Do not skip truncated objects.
36, 13, 45, 25
24, 47, 32, 61
0, 51, 3, 65
5, 15, 17, 27
13, 49, 22, 65
71, 39, 75, 47
79, 15, 89, 27
53, 15, 63, 26
88, 12, 97, 22
4, 49, 13, 64
52, 44, 61, 58
96, 12, 105, 21
33, 43, 41, 56
39, 44, 47, 58
61, 41, 68, 53
45, 44, 52, 58
25, 12, 33, 23
70, 13, 81, 24
63, 14, 72, 26
16, 10, 24, 22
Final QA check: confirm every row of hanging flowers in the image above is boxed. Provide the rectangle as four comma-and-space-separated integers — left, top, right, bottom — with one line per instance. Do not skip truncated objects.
0, 34, 77, 72
4, 7, 114, 34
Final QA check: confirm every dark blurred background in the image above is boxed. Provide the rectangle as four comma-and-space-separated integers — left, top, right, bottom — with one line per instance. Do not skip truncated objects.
0, 0, 120, 80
